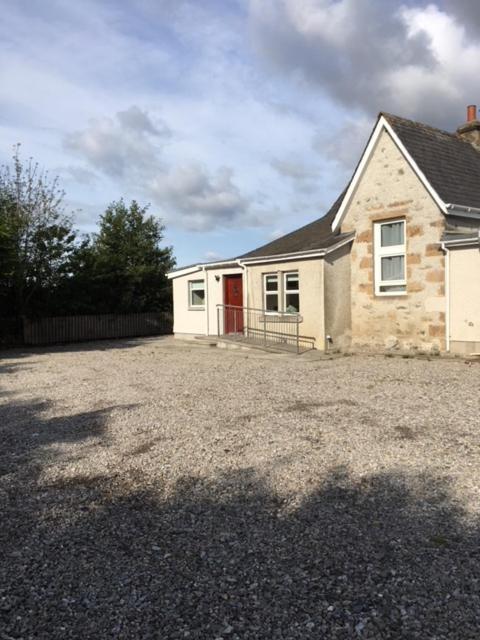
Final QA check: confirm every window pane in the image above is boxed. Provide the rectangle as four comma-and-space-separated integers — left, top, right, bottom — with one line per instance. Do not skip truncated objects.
381, 221, 404, 247
285, 273, 299, 290
266, 293, 278, 311
191, 289, 205, 305
381, 255, 404, 281
265, 275, 278, 291
189, 280, 205, 306
285, 293, 299, 312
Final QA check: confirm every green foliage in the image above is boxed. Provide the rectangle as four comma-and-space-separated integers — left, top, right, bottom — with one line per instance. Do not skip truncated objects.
0, 147, 76, 316
63, 200, 175, 314
0, 148, 175, 318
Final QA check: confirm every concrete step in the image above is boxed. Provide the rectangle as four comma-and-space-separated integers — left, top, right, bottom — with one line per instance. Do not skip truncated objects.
193, 335, 295, 354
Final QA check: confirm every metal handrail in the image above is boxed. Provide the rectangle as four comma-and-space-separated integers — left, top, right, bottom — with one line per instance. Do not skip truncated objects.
216, 303, 302, 321
216, 303, 313, 354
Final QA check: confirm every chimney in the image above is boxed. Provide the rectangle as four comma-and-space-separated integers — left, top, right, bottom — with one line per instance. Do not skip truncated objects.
457, 105, 480, 150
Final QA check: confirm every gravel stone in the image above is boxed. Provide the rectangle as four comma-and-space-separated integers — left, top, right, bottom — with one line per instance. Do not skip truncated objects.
1, 337, 480, 638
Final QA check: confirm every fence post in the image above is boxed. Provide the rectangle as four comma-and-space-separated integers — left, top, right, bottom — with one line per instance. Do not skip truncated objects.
296, 318, 300, 354
263, 315, 267, 347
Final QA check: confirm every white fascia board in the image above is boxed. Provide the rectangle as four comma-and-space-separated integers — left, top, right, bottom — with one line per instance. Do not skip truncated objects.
167, 260, 240, 279
240, 249, 326, 265
203, 262, 240, 271
238, 234, 354, 266
331, 115, 447, 233
167, 265, 202, 280
382, 118, 447, 214
331, 117, 384, 233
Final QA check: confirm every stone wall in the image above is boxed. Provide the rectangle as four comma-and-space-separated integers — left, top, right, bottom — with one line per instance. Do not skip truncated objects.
340, 128, 446, 352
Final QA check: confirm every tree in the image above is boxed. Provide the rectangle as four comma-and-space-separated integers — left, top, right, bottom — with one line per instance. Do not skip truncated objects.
81, 200, 175, 313
0, 192, 17, 312
0, 146, 76, 317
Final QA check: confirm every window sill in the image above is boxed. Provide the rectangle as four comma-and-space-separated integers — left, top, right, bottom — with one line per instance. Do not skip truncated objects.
260, 314, 303, 323
374, 292, 407, 298
188, 306, 206, 311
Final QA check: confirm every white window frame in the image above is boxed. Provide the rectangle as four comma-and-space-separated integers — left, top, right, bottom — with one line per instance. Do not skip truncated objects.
263, 273, 279, 313
283, 271, 300, 313
263, 271, 300, 313
188, 279, 205, 308
374, 219, 407, 296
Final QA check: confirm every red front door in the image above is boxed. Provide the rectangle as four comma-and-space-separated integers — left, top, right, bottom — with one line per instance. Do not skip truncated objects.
224, 275, 244, 334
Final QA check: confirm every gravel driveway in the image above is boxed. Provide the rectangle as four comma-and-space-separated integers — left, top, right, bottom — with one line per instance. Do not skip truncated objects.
1, 337, 480, 639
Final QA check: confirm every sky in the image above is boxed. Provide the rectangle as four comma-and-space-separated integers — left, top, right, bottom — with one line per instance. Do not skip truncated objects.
2, 0, 480, 267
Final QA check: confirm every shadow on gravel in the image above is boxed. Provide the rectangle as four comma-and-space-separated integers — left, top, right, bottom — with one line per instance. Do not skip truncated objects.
0, 357, 33, 375
0, 395, 132, 479
1, 463, 479, 639
0, 335, 171, 360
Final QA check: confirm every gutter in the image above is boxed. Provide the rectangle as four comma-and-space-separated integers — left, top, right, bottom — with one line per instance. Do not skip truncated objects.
236, 259, 248, 311
441, 232, 480, 248
445, 203, 480, 220
167, 265, 201, 280
202, 265, 209, 336
240, 249, 327, 266
167, 259, 239, 279
238, 233, 355, 266
440, 241, 451, 353
169, 234, 355, 276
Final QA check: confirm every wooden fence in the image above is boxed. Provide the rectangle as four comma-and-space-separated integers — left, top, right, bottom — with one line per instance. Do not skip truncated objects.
0, 312, 172, 347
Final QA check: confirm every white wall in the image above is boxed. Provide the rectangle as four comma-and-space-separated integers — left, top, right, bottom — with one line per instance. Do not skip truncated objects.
172, 271, 208, 336
245, 258, 325, 349
171, 266, 243, 336
205, 267, 244, 335
449, 245, 480, 353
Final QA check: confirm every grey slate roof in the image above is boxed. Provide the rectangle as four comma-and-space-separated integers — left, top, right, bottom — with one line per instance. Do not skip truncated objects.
240, 113, 480, 261
383, 112, 480, 210
172, 111, 480, 271
239, 190, 350, 259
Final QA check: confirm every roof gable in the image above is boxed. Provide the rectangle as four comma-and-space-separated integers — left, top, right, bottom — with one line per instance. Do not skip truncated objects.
171, 111, 480, 276
384, 113, 480, 212
332, 112, 480, 232
331, 114, 446, 232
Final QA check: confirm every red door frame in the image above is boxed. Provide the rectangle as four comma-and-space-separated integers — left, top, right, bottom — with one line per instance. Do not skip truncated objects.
223, 274, 244, 334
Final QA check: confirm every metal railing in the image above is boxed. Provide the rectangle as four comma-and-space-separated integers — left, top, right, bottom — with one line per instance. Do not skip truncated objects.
216, 304, 315, 354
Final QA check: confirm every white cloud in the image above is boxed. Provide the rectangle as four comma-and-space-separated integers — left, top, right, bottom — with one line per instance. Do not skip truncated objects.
314, 115, 372, 171
149, 164, 259, 231
443, 0, 480, 37
204, 250, 222, 261
248, 0, 480, 129
250, 0, 432, 108
7, 0, 480, 264
64, 106, 170, 178
63, 105, 269, 231
63, 165, 98, 185
270, 158, 320, 181
391, 4, 480, 124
